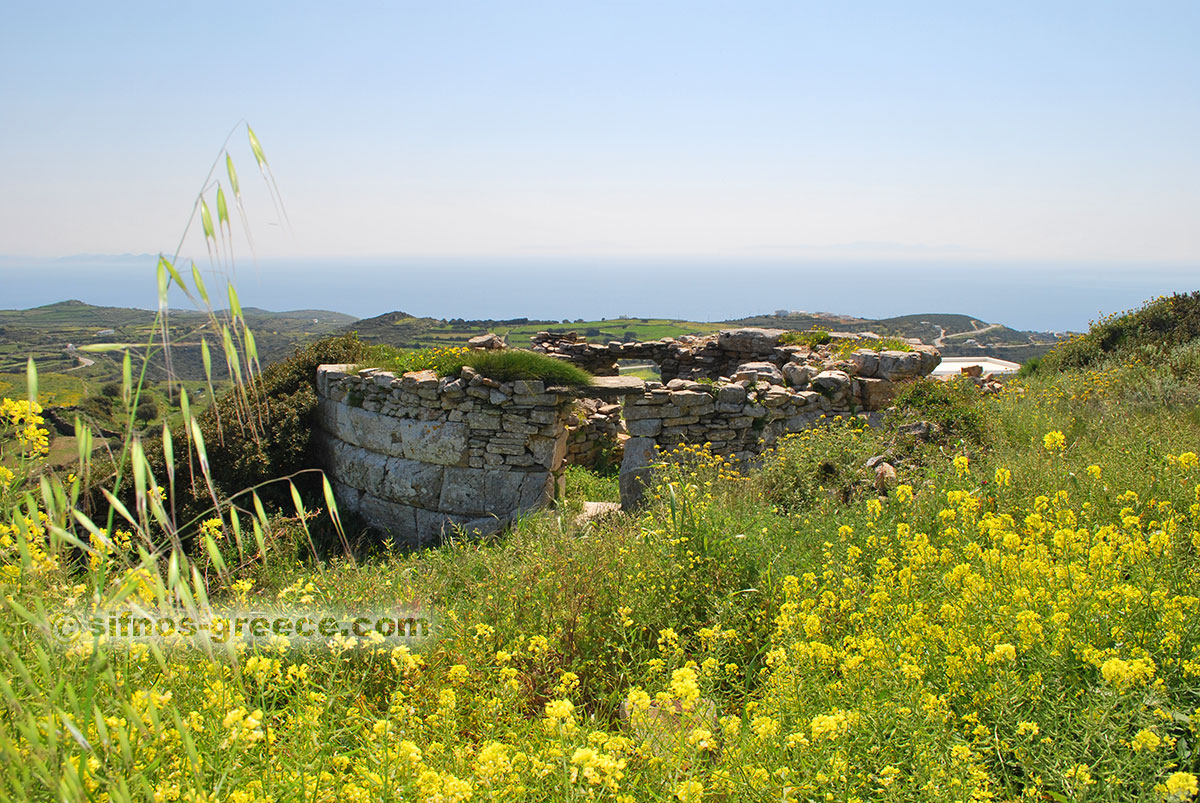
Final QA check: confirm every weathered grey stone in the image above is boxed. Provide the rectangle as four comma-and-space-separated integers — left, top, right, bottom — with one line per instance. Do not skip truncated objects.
512, 379, 545, 396
717, 384, 747, 405
468, 333, 505, 350
518, 472, 555, 509
381, 457, 444, 507
671, 389, 713, 407
439, 467, 489, 515
813, 369, 852, 396
782, 362, 811, 388
528, 434, 567, 469
915, 345, 941, 375
485, 442, 526, 456
512, 393, 559, 406
357, 493, 418, 541
324, 440, 389, 496
322, 403, 410, 457
623, 404, 669, 421
718, 328, 787, 353
402, 369, 440, 389
393, 419, 468, 465
785, 412, 824, 430
854, 377, 899, 409
733, 361, 785, 385
850, 350, 880, 378
626, 418, 662, 437
619, 437, 658, 509
877, 351, 924, 381
466, 411, 502, 430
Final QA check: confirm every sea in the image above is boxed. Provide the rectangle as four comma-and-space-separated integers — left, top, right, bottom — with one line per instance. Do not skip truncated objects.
1, 254, 1196, 333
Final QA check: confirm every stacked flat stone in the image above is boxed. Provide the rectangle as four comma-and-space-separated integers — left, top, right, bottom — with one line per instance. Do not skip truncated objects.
531, 327, 940, 385
315, 364, 575, 545
563, 398, 624, 469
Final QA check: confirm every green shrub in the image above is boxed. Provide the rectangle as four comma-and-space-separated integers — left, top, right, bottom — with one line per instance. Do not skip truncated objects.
831, 336, 913, 358
355, 344, 470, 376
779, 328, 831, 348
890, 377, 988, 445
756, 417, 885, 512
163, 332, 371, 522
1040, 291, 1200, 372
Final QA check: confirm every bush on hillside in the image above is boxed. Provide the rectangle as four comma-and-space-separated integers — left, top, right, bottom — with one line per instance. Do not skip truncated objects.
889, 377, 988, 445
1039, 291, 1200, 372
169, 332, 371, 519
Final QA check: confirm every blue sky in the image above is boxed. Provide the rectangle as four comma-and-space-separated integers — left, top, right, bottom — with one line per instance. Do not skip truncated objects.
2, 1, 1198, 271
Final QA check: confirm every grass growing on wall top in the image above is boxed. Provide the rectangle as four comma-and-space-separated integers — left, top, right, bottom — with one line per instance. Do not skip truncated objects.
458, 349, 593, 387
778, 328, 831, 347
359, 344, 593, 387
831, 336, 914, 357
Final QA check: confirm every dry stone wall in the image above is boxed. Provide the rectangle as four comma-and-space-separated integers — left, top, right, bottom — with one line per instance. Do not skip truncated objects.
315, 364, 576, 545
315, 328, 942, 541
531, 327, 938, 385
563, 398, 623, 469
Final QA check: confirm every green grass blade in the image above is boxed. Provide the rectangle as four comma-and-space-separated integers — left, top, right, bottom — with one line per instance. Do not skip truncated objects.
201, 338, 213, 385
200, 197, 215, 242
122, 351, 133, 407
227, 283, 244, 322
191, 263, 210, 306
247, 126, 266, 169
26, 357, 37, 405
156, 258, 169, 310
225, 153, 240, 198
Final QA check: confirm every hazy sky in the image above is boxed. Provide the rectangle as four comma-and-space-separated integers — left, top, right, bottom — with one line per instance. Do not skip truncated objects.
2, 1, 1198, 266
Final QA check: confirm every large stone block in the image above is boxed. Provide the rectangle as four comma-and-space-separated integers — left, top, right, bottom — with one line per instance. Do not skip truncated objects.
528, 434, 567, 469
782, 362, 811, 388
325, 440, 390, 496
718, 328, 786, 353
356, 494, 419, 541
733, 361, 784, 385
812, 370, 852, 396
877, 351, 924, 381
397, 419, 468, 465
619, 437, 659, 509
854, 377, 899, 410
626, 418, 662, 437
321, 401, 410, 458
381, 457, 444, 508
850, 350, 880, 378
518, 471, 555, 510
439, 467, 490, 515
439, 466, 552, 516
717, 384, 747, 405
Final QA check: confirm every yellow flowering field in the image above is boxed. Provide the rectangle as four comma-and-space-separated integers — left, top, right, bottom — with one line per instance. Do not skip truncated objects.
2, 312, 1200, 801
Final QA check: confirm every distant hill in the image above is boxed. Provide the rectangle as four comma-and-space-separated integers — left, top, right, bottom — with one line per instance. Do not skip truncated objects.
0, 300, 1069, 386
336, 308, 1067, 363
0, 300, 356, 378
